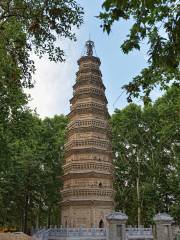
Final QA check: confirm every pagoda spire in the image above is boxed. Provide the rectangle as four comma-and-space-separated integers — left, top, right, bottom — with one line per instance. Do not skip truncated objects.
85, 40, 95, 56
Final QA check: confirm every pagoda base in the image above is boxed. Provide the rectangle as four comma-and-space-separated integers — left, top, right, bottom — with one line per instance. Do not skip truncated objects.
61, 200, 114, 228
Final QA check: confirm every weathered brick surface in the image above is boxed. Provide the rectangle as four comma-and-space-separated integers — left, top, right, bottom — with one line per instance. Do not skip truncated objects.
61, 42, 114, 228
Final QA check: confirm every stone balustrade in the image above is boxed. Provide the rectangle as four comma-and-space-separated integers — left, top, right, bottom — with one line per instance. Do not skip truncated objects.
33, 227, 153, 240
32, 212, 176, 240
126, 227, 153, 239
33, 228, 106, 240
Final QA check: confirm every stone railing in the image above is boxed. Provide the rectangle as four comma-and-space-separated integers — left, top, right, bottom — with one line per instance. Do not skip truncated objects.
33, 212, 176, 240
126, 227, 153, 239
33, 228, 50, 240
32, 227, 153, 240
33, 227, 107, 240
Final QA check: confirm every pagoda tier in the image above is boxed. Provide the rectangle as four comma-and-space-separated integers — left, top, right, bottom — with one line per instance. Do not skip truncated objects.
61, 40, 114, 228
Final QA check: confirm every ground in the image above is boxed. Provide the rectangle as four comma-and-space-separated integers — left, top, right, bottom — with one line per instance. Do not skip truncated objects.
0, 232, 32, 240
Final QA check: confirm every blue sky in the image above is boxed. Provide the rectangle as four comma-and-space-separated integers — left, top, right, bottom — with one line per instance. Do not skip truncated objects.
27, 0, 160, 118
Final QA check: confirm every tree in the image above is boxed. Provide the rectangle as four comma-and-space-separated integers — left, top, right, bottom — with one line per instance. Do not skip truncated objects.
152, 85, 180, 223
0, 110, 67, 232
111, 103, 153, 225
38, 115, 68, 227
0, 3, 82, 217
0, 0, 83, 125
0, 110, 43, 232
111, 85, 180, 225
99, 0, 180, 102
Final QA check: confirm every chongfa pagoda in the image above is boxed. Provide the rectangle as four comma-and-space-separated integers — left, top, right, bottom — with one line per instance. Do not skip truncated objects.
61, 40, 114, 228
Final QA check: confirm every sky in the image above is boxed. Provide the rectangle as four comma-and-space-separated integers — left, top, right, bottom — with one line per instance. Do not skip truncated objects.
27, 0, 160, 118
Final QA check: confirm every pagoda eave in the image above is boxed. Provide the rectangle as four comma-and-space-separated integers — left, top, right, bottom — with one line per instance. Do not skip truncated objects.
67, 109, 109, 119
62, 171, 113, 181
70, 94, 108, 105
61, 199, 114, 207
67, 126, 110, 136
77, 55, 101, 65
64, 148, 113, 158
62, 161, 114, 173
73, 80, 106, 91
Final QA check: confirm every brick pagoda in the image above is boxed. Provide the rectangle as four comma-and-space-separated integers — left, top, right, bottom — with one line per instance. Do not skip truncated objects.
61, 40, 114, 228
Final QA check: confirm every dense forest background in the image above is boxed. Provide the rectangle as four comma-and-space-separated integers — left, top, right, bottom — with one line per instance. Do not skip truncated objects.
0, 85, 179, 232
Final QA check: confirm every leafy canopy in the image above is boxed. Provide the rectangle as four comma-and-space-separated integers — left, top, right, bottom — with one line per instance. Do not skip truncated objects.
111, 85, 180, 225
0, 110, 67, 232
99, 0, 180, 102
0, 0, 83, 122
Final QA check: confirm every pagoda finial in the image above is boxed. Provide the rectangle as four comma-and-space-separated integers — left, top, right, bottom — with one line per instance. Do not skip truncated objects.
85, 39, 94, 56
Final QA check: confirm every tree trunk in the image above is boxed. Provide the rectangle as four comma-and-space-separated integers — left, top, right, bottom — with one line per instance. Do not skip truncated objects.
23, 194, 29, 233
137, 176, 141, 227
137, 152, 141, 227
47, 208, 51, 228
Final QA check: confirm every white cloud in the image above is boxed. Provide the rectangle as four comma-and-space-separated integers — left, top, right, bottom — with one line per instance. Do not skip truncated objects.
26, 40, 79, 118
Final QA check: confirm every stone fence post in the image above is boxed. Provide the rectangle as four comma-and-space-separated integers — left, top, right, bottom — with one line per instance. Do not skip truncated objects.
153, 213, 174, 240
106, 212, 128, 240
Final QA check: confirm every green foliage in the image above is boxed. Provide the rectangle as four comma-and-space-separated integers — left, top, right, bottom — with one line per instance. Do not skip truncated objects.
0, 0, 83, 126
0, 6, 82, 227
99, 0, 180, 102
111, 85, 180, 225
0, 110, 67, 232
39, 115, 68, 227
0, 88, 179, 230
